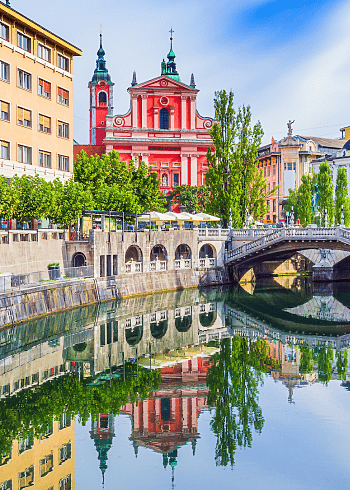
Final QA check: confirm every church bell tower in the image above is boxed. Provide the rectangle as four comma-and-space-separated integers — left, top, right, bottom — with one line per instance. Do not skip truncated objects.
88, 33, 114, 145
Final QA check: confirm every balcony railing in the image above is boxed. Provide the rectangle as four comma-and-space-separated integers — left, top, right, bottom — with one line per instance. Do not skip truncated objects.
149, 260, 167, 272
199, 257, 216, 268
125, 261, 143, 274
174, 259, 192, 270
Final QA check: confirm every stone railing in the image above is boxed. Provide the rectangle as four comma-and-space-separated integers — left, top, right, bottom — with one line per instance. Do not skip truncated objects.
225, 226, 350, 264
0, 229, 65, 244
198, 228, 229, 240
125, 261, 143, 274
199, 257, 217, 268
149, 260, 167, 272
174, 259, 192, 270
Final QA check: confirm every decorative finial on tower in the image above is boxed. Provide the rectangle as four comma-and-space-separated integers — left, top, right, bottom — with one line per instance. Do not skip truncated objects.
190, 73, 196, 88
169, 27, 174, 50
161, 29, 180, 81
100, 25, 103, 48
6, 0, 10, 6
131, 71, 137, 87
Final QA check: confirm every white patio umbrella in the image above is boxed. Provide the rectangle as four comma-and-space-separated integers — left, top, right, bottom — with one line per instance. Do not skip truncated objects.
192, 212, 221, 222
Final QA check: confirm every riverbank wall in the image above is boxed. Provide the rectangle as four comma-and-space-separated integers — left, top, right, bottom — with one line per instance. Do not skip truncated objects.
0, 267, 229, 329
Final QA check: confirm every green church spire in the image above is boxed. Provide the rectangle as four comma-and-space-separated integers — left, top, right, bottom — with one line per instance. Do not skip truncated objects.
160, 29, 180, 82
91, 31, 112, 83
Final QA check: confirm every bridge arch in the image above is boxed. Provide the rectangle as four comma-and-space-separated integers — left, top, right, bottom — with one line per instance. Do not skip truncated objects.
199, 243, 216, 258
125, 245, 143, 263
72, 252, 86, 267
150, 244, 168, 262
175, 244, 191, 260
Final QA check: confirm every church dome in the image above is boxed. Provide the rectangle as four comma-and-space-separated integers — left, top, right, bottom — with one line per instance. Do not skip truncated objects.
342, 139, 350, 150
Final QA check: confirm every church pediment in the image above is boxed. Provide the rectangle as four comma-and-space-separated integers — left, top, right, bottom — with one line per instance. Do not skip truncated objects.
130, 76, 198, 92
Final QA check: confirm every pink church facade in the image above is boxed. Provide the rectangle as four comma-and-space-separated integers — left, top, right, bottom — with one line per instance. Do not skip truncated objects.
75, 34, 214, 203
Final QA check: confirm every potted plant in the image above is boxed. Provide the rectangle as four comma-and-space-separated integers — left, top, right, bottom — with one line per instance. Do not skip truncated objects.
48, 263, 60, 280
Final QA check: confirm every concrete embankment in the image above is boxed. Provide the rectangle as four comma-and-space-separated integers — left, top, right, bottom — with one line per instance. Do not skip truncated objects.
0, 267, 228, 329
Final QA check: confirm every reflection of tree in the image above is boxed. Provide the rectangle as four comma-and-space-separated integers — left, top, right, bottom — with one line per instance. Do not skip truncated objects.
317, 348, 333, 385
336, 349, 349, 381
299, 346, 314, 374
206, 337, 269, 467
0, 366, 161, 456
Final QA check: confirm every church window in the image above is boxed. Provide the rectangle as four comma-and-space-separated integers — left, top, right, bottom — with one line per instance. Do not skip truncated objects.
173, 173, 179, 187
160, 108, 169, 129
98, 91, 107, 104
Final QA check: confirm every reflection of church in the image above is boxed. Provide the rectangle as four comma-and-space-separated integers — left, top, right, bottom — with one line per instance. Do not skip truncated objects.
90, 356, 211, 484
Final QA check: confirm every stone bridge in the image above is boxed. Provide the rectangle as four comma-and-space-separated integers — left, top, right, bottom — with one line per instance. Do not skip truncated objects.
225, 227, 350, 281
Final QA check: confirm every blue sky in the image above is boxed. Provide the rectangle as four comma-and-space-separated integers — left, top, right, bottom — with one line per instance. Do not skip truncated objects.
10, 0, 350, 144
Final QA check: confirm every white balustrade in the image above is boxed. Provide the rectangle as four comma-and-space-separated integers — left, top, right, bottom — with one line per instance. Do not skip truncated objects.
150, 260, 167, 272
125, 260, 143, 274
175, 258, 192, 269
199, 257, 217, 268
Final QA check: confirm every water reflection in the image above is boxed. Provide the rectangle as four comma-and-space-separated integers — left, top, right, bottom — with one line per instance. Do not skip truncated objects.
0, 280, 350, 488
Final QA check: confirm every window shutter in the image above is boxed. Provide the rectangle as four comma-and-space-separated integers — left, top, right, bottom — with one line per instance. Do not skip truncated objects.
39, 114, 44, 126
44, 81, 50, 93
17, 107, 23, 120
1, 101, 8, 112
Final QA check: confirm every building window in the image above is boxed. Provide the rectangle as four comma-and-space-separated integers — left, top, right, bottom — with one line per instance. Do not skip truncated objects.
268, 167, 270, 176
58, 155, 69, 172
58, 121, 69, 139
59, 475, 71, 490
1, 101, 9, 121
38, 114, 51, 134
39, 151, 51, 168
59, 413, 71, 429
273, 165, 276, 175
0, 61, 9, 82
38, 79, 51, 99
17, 107, 32, 128
18, 145, 32, 164
273, 200, 276, 212
38, 44, 51, 62
40, 453, 54, 477
98, 91, 107, 104
18, 466, 34, 490
18, 435, 34, 455
57, 87, 69, 106
173, 173, 179, 187
57, 53, 69, 72
0, 479, 12, 490
159, 108, 169, 129
0, 141, 9, 160
264, 168, 266, 177
0, 22, 9, 42
17, 32, 31, 52
17, 69, 31, 91
59, 443, 72, 464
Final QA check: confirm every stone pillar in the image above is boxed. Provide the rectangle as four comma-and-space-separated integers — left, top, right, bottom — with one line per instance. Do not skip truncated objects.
190, 155, 197, 186
182, 398, 188, 430
190, 96, 196, 130
181, 154, 188, 185
170, 107, 175, 130
142, 154, 149, 166
181, 96, 187, 129
153, 107, 159, 129
132, 95, 138, 128
134, 402, 139, 431
142, 401, 148, 433
141, 94, 148, 128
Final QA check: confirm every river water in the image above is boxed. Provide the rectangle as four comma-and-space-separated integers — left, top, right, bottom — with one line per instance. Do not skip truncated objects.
0, 277, 350, 490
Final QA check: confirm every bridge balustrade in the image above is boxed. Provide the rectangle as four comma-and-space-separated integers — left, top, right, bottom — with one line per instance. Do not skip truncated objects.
125, 260, 143, 274
199, 257, 216, 268
149, 260, 167, 272
174, 259, 192, 270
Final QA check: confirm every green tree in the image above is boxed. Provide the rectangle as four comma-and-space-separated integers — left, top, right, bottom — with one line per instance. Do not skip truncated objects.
336, 349, 348, 380
317, 161, 334, 226
285, 187, 300, 222
206, 337, 267, 467
169, 185, 208, 213
298, 174, 314, 227
317, 347, 333, 385
0, 175, 15, 220
299, 345, 314, 374
205, 90, 267, 227
53, 180, 93, 228
335, 167, 350, 226
10, 175, 47, 225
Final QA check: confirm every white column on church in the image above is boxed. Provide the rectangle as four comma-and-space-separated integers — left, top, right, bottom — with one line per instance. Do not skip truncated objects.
182, 398, 188, 430
141, 154, 149, 166
190, 96, 196, 130
154, 107, 159, 129
170, 108, 175, 130
141, 94, 148, 128
181, 96, 187, 129
181, 154, 188, 185
191, 155, 198, 186
132, 95, 138, 128
134, 402, 139, 431
142, 401, 148, 433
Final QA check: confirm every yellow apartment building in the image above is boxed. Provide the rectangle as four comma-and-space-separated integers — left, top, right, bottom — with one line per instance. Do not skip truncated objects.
0, 2, 82, 181
0, 416, 75, 490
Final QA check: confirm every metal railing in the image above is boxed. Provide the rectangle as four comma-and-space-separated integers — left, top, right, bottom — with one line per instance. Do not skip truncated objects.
0, 265, 93, 293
